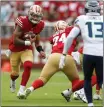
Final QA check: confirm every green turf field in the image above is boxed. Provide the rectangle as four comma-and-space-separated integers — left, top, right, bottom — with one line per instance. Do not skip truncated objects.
1, 69, 102, 106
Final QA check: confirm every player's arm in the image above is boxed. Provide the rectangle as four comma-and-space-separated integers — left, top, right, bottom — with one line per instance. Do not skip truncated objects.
35, 34, 44, 53
35, 34, 46, 59
59, 26, 80, 69
62, 26, 81, 55
13, 25, 31, 46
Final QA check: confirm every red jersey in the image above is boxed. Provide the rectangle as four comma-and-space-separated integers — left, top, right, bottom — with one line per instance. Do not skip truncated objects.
49, 26, 77, 55
9, 16, 44, 52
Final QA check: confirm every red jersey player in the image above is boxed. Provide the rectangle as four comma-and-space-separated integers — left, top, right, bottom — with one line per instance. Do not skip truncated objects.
50, 24, 77, 55
8, 5, 46, 99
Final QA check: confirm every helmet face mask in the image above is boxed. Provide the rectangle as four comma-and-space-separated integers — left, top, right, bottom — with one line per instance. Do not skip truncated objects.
28, 5, 43, 24
84, 1, 101, 14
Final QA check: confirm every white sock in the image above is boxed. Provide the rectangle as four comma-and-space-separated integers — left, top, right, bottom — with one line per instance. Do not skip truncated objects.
29, 86, 34, 92
88, 103, 94, 107
19, 85, 25, 93
11, 80, 15, 83
63, 89, 72, 96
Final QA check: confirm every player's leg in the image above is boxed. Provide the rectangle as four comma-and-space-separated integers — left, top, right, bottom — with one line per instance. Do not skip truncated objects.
31, 54, 58, 89
93, 83, 102, 100
62, 53, 97, 102
24, 53, 59, 98
61, 55, 86, 102
83, 54, 94, 107
64, 55, 84, 92
18, 50, 33, 94
73, 53, 97, 102
92, 71, 102, 100
94, 56, 103, 100
10, 52, 21, 93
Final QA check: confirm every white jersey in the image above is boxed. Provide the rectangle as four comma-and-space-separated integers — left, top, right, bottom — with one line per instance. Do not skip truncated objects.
75, 13, 103, 56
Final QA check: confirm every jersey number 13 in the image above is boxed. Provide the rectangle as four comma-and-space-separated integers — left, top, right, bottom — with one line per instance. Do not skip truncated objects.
86, 22, 103, 38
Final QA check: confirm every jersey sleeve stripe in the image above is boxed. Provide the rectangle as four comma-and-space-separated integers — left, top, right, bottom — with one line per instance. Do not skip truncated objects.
16, 18, 23, 23
16, 18, 23, 27
16, 18, 23, 25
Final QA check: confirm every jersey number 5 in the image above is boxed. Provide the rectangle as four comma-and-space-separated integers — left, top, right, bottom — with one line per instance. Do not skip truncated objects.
86, 22, 103, 38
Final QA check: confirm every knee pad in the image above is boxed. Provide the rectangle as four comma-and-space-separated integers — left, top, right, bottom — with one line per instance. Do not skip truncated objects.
11, 71, 19, 76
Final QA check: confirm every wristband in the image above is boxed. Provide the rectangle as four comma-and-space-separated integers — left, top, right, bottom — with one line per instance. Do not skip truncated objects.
36, 46, 43, 52
25, 41, 31, 46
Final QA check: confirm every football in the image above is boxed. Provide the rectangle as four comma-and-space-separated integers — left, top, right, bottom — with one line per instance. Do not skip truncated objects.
24, 32, 36, 40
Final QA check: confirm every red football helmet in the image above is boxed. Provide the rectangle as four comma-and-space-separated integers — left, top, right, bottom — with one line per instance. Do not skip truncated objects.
54, 20, 69, 32
28, 5, 43, 24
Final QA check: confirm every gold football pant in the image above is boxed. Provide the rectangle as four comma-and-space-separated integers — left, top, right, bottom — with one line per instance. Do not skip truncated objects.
38, 53, 79, 84
10, 49, 33, 76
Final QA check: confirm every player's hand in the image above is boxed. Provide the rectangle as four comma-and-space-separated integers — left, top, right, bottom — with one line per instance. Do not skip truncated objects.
71, 51, 80, 65
39, 51, 46, 59
59, 54, 66, 69
29, 35, 36, 43
24, 35, 36, 46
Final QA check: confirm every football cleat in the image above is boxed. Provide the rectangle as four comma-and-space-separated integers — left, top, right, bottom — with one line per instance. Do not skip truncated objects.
76, 91, 88, 103
24, 88, 32, 99
10, 80, 16, 93
93, 93, 102, 100
73, 91, 80, 100
17, 91, 26, 99
61, 89, 72, 102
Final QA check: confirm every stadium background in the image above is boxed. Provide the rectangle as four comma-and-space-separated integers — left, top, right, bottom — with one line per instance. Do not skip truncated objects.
1, 1, 103, 106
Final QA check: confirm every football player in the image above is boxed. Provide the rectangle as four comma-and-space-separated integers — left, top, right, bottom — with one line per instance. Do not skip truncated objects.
72, 2, 103, 101
8, 5, 46, 98
59, 1, 103, 107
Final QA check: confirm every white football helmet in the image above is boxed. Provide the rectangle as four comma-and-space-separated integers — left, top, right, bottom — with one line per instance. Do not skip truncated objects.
28, 5, 43, 24
54, 20, 68, 32
85, 1, 101, 14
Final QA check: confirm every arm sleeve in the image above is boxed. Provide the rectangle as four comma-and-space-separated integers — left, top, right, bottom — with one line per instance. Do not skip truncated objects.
63, 27, 80, 54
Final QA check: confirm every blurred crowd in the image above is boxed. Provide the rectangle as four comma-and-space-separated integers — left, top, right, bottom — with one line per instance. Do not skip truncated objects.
1, 1, 103, 38
1, 1, 85, 38
1, 1, 85, 23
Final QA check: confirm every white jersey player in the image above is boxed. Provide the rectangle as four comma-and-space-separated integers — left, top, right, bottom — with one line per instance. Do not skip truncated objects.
59, 1, 103, 107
